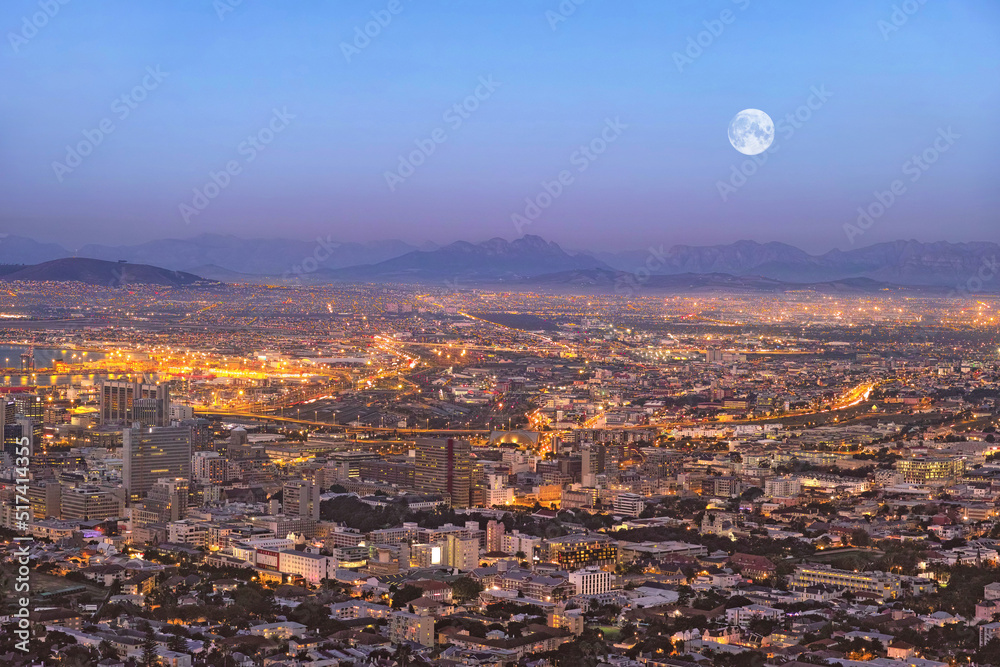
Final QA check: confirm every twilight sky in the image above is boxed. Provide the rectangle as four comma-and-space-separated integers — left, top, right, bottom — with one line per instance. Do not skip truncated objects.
1, 0, 998, 252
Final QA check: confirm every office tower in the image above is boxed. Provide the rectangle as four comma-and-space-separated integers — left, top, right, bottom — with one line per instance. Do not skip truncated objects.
28, 480, 62, 520
13, 394, 43, 420
178, 418, 212, 451
133, 478, 188, 527
12, 393, 43, 449
60, 485, 125, 521
100, 380, 170, 427
169, 404, 195, 421
414, 438, 472, 509
1, 400, 24, 460
229, 426, 248, 449
283, 479, 321, 520
330, 451, 381, 480
123, 425, 192, 502
133, 398, 161, 429
15, 417, 40, 451
0, 400, 15, 430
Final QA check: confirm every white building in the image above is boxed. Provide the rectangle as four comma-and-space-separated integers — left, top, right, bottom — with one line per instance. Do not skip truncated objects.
231, 537, 294, 563
277, 549, 337, 585
486, 486, 514, 506
569, 566, 614, 596
501, 530, 541, 558
166, 520, 209, 547
764, 477, 801, 498
613, 493, 645, 517
446, 534, 480, 572
725, 604, 785, 627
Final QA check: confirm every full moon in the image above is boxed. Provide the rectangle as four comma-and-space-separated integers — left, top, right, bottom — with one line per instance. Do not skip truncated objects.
728, 109, 774, 155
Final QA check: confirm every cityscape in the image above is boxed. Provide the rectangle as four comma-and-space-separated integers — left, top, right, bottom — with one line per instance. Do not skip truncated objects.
3, 1, 1000, 667
0, 280, 998, 666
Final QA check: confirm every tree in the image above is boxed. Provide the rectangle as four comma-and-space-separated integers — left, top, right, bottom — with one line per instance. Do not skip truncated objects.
747, 617, 779, 636
451, 577, 484, 603
61, 645, 98, 667
392, 584, 423, 610
976, 637, 1000, 664
724, 595, 753, 609
393, 643, 414, 667
98, 639, 120, 660
850, 529, 872, 547
167, 632, 187, 653
141, 629, 158, 667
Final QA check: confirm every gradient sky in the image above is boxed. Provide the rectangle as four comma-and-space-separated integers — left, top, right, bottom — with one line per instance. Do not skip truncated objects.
1, 0, 998, 252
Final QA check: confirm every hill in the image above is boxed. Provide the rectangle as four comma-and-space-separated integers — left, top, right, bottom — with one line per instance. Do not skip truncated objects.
0, 258, 217, 287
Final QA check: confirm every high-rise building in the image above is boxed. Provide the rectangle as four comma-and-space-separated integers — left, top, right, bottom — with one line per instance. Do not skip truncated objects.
123, 425, 192, 502
15, 416, 40, 452
283, 479, 321, 520
169, 404, 195, 421
329, 451, 381, 479
445, 533, 480, 571
100, 380, 170, 427
28, 480, 61, 520
133, 478, 188, 527
542, 534, 617, 569
229, 426, 248, 449
486, 519, 505, 553
581, 444, 598, 487
11, 394, 43, 448
414, 438, 471, 508
0, 400, 15, 428
569, 566, 615, 596
193, 451, 229, 483
1, 400, 25, 460
61, 485, 125, 521
13, 394, 43, 421
613, 492, 645, 517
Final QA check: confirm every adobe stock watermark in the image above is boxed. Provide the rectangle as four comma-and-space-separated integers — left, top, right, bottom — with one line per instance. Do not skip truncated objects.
673, 0, 751, 73
511, 117, 627, 235
716, 84, 832, 202
545, 0, 586, 31
341, 0, 413, 63
52, 66, 169, 183
179, 107, 295, 224
283, 236, 342, 285
384, 75, 501, 192
616, 245, 669, 297
947, 255, 998, 298
878, 0, 928, 41
844, 126, 959, 245
214, 0, 248, 21
8, 0, 71, 53
11, 434, 33, 653
443, 276, 465, 295
104, 263, 189, 289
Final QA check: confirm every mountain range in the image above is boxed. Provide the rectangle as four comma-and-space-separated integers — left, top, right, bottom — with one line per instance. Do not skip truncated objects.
0, 233, 996, 291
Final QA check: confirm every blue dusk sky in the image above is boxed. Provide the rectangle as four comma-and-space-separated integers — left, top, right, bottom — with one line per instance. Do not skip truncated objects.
1, 0, 998, 252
